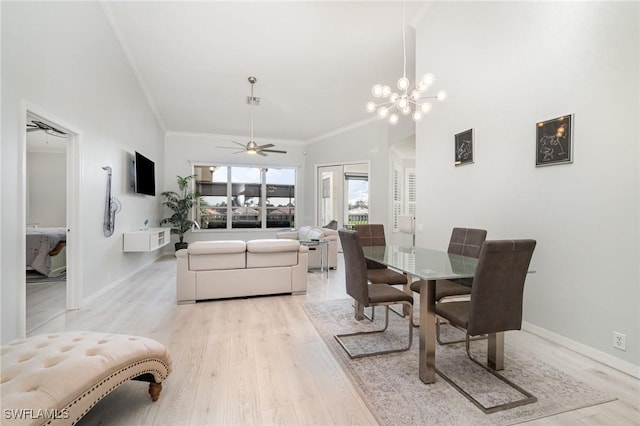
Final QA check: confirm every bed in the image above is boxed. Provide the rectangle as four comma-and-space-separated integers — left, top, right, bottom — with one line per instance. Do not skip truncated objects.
26, 227, 67, 277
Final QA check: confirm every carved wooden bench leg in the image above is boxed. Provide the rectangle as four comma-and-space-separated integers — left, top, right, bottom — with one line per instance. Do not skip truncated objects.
149, 382, 163, 402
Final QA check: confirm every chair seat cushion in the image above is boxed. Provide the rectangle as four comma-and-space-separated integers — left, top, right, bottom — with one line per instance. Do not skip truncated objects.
435, 300, 470, 329
368, 284, 413, 304
410, 279, 472, 301
367, 268, 408, 285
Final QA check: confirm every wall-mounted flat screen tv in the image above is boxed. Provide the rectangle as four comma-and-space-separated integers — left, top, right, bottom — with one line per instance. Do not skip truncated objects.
134, 151, 156, 196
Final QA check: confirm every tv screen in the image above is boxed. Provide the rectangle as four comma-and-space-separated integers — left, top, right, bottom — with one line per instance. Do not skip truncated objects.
134, 151, 156, 196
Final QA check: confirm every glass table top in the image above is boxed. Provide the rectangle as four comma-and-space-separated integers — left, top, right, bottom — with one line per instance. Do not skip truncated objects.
362, 245, 479, 281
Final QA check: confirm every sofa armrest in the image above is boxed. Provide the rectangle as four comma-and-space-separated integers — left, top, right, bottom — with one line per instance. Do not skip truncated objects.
175, 249, 195, 303
276, 230, 299, 240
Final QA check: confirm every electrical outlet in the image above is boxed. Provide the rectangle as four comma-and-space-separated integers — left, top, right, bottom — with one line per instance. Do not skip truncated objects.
613, 332, 626, 351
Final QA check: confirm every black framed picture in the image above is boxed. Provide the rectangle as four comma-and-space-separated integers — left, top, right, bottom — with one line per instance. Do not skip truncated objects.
454, 129, 474, 166
536, 114, 573, 166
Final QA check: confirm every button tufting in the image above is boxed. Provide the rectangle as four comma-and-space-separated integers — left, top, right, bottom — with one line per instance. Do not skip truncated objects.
60, 345, 74, 352
17, 353, 35, 362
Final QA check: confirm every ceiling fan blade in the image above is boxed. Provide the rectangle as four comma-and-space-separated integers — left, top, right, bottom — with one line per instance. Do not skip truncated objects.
260, 149, 287, 154
216, 146, 240, 150
232, 150, 245, 154
26, 127, 40, 132
232, 141, 247, 148
257, 151, 268, 157
257, 143, 274, 149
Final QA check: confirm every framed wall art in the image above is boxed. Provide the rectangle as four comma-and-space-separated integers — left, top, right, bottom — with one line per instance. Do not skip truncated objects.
536, 114, 573, 166
454, 129, 474, 166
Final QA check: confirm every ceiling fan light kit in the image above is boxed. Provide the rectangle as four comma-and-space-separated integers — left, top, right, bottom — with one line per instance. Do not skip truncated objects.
216, 76, 287, 157
366, 0, 446, 125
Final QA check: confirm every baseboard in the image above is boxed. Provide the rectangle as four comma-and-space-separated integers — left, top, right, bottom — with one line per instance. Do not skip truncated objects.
82, 256, 160, 306
522, 321, 640, 379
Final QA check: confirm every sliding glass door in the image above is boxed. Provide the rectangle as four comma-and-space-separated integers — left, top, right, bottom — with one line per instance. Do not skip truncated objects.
317, 163, 368, 229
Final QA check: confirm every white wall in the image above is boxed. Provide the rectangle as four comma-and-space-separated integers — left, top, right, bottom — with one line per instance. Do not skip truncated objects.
416, 2, 639, 369
1, 2, 164, 343
163, 132, 306, 247
27, 152, 66, 227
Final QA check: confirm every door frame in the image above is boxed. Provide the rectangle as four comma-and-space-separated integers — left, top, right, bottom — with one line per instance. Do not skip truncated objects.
19, 103, 83, 335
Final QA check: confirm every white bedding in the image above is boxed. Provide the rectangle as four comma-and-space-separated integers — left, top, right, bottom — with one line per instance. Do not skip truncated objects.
26, 227, 66, 276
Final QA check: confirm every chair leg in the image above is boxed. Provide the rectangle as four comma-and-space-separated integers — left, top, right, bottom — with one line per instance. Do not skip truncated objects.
436, 333, 537, 414
335, 302, 413, 359
436, 317, 487, 345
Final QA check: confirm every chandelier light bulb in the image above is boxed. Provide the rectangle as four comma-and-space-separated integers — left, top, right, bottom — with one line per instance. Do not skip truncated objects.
366, 101, 377, 113
397, 77, 410, 91
437, 90, 447, 101
389, 93, 399, 102
422, 73, 435, 87
371, 84, 383, 98
410, 90, 420, 100
378, 107, 389, 118
402, 106, 411, 115
397, 97, 408, 109
388, 113, 399, 125
421, 102, 433, 113
381, 85, 392, 98
413, 110, 423, 121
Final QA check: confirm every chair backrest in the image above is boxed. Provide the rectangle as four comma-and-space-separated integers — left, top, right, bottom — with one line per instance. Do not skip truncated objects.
448, 228, 487, 287
354, 224, 387, 269
448, 227, 487, 258
467, 239, 536, 336
338, 229, 370, 306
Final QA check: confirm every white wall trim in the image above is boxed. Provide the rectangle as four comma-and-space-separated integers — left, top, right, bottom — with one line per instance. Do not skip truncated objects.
82, 255, 164, 306
523, 321, 640, 379
305, 116, 379, 145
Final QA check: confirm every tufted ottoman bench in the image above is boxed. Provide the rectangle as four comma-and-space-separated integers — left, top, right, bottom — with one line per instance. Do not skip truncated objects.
1, 332, 172, 425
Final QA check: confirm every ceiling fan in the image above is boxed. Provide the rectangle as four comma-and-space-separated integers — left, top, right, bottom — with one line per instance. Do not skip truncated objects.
217, 76, 287, 157
26, 120, 68, 138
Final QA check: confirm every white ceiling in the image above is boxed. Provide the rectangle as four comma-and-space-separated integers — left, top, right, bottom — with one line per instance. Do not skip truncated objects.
104, 1, 429, 143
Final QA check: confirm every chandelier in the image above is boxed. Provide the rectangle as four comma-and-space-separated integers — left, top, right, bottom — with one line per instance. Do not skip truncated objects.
365, 1, 446, 125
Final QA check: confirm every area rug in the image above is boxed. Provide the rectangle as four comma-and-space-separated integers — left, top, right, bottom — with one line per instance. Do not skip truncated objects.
303, 299, 615, 426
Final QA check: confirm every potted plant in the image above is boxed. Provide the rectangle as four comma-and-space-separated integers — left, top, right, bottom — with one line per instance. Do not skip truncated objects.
161, 175, 198, 250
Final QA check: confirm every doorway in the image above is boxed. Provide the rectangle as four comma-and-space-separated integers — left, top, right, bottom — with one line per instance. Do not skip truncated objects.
22, 107, 82, 335
317, 162, 369, 229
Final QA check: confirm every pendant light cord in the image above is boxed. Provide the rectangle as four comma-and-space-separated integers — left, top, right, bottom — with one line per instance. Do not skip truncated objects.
250, 79, 255, 141
402, 0, 406, 80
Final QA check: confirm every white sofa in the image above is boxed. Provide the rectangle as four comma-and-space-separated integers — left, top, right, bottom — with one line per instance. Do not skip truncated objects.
175, 239, 308, 304
276, 226, 338, 270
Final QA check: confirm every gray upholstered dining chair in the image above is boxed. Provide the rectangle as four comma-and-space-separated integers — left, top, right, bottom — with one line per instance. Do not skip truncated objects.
334, 229, 414, 358
435, 239, 537, 413
409, 227, 487, 335
353, 224, 408, 286
353, 224, 409, 320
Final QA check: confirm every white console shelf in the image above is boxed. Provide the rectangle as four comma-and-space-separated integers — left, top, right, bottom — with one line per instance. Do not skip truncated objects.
123, 228, 171, 252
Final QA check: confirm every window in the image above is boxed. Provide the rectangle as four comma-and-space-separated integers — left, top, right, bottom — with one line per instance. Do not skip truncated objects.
195, 165, 295, 230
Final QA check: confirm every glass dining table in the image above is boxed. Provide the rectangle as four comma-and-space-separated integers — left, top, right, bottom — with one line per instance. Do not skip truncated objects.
362, 245, 504, 384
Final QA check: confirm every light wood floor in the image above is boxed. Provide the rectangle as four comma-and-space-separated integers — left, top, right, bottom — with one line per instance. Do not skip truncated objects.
29, 255, 639, 425
26, 280, 66, 334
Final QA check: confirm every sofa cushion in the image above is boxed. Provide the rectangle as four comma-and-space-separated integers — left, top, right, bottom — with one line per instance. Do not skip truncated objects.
246, 239, 299, 268
188, 240, 246, 254
246, 239, 300, 253
188, 240, 247, 271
